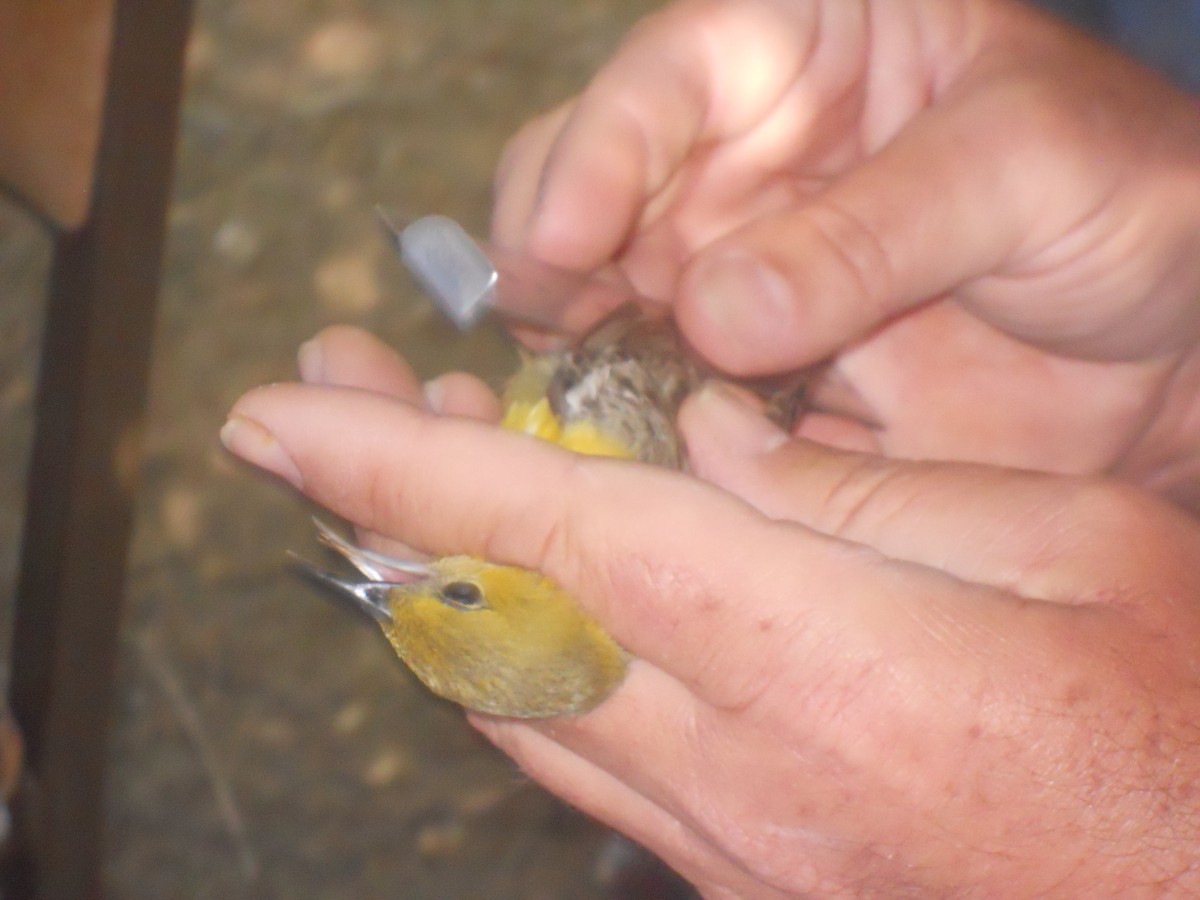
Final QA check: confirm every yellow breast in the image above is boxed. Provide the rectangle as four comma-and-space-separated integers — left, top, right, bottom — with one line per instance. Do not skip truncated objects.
501, 396, 633, 459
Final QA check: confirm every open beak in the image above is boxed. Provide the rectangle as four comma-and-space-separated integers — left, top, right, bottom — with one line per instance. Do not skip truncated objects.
288, 553, 399, 624
312, 517, 433, 582
288, 519, 435, 625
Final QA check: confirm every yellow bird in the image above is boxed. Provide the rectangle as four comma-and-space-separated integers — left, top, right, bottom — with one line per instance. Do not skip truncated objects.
294, 306, 805, 718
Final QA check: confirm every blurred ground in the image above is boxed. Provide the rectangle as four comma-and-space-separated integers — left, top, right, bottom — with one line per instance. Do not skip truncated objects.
0, 0, 1193, 898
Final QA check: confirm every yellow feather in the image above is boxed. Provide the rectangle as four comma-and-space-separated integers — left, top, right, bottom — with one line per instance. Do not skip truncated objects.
501, 395, 632, 460
380, 558, 627, 718
500, 395, 562, 443
556, 421, 633, 459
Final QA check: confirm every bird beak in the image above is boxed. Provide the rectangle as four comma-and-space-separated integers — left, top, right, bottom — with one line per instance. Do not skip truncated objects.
287, 552, 401, 624
311, 517, 433, 582
288, 519, 436, 624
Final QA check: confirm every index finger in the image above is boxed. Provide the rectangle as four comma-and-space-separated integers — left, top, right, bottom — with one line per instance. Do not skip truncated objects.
496, 0, 831, 270
224, 382, 1056, 710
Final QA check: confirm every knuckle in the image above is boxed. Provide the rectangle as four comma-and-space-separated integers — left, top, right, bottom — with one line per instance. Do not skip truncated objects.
797, 196, 898, 317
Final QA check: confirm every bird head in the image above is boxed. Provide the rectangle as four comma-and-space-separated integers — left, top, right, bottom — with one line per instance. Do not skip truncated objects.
291, 522, 627, 718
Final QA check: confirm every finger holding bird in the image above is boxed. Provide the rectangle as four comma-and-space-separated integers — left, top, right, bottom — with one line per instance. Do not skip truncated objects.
257, 212, 811, 716
293, 322, 674, 717
235, 318, 806, 717
225, 372, 808, 709
238, 345, 645, 717
288, 320, 782, 553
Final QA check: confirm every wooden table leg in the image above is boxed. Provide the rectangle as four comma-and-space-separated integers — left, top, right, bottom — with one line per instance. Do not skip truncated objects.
6, 0, 192, 895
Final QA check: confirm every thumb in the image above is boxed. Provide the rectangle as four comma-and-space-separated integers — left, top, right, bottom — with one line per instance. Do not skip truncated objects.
680, 384, 1180, 604
674, 78, 1102, 375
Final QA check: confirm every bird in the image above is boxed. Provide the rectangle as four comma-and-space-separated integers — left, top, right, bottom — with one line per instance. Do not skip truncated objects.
293, 305, 807, 718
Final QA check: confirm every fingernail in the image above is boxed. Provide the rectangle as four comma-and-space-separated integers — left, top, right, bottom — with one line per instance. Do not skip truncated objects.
219, 415, 304, 487
422, 377, 446, 413
297, 338, 325, 384
691, 382, 789, 456
691, 251, 793, 337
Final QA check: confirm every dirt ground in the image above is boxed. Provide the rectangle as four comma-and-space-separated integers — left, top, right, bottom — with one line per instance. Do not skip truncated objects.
0, 0, 704, 896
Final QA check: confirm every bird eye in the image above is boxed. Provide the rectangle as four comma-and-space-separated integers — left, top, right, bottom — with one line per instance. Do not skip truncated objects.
440, 581, 485, 610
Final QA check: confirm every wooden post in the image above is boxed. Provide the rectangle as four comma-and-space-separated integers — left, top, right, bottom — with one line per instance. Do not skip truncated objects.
6, 0, 193, 895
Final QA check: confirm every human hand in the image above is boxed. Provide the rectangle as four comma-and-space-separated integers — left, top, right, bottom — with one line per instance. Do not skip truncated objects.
493, 0, 1200, 506
225, 327, 1200, 896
